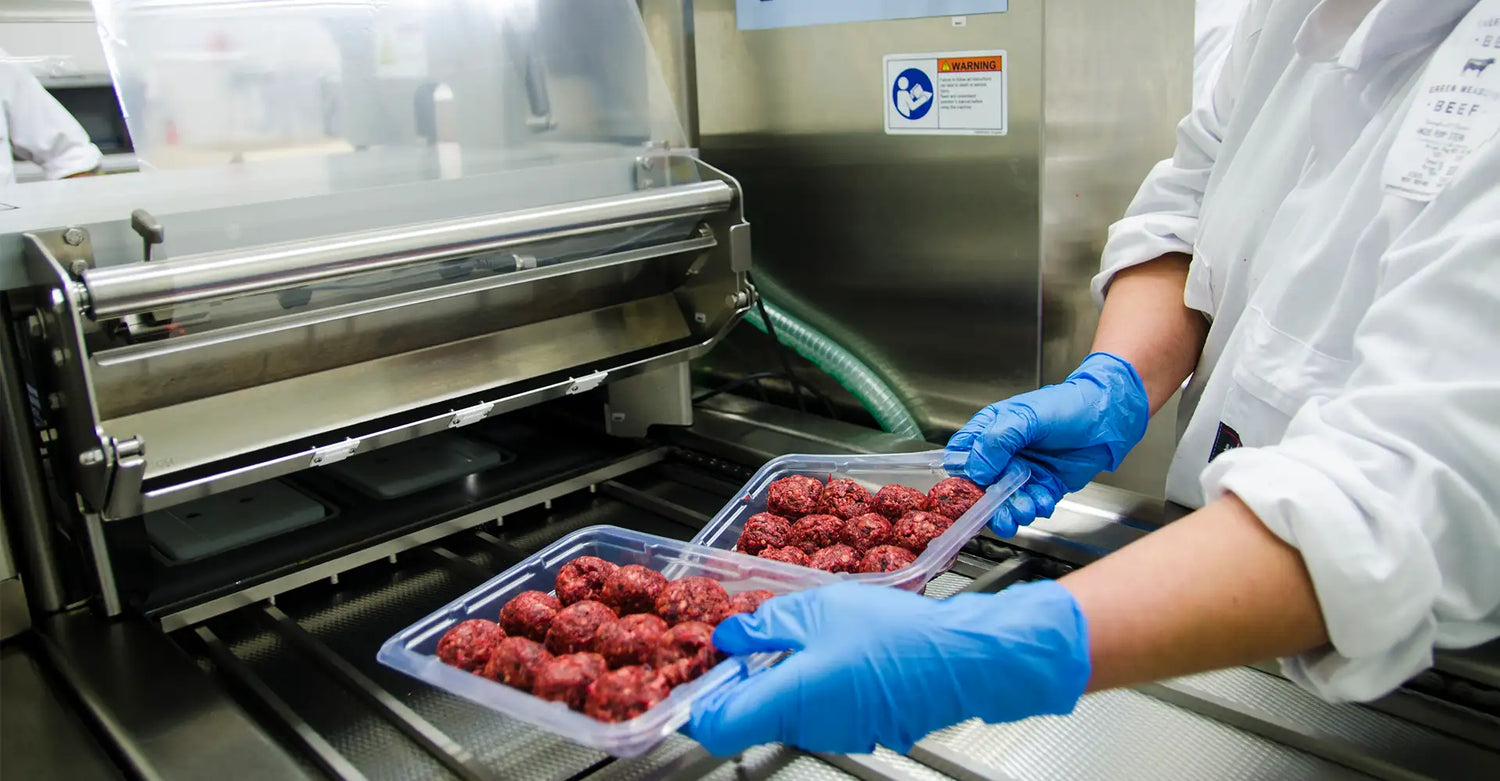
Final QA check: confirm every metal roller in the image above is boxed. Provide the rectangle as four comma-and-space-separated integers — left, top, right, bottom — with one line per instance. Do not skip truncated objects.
80, 180, 735, 320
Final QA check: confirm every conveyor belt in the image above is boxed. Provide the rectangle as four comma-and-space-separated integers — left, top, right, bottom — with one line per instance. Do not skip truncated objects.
137, 448, 1500, 780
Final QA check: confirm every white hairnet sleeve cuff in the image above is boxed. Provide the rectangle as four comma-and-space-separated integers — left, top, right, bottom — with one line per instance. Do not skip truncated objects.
1201, 445, 1440, 702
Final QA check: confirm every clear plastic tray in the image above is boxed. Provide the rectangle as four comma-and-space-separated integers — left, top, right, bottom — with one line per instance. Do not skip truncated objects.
377, 525, 837, 757
690, 450, 1029, 591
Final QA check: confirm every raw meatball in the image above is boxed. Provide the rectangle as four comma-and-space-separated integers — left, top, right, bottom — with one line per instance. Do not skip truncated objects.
652, 621, 722, 686
436, 619, 505, 673
928, 477, 985, 519
766, 475, 824, 518
841, 513, 893, 554
818, 478, 873, 519
545, 600, 618, 655
890, 511, 955, 554
482, 637, 552, 690
655, 577, 730, 626
716, 589, 776, 623
600, 565, 669, 616
584, 665, 672, 723
758, 546, 811, 566
532, 653, 608, 711
858, 545, 918, 574
789, 514, 844, 554
555, 556, 619, 606
499, 591, 561, 642
872, 484, 929, 520
809, 544, 861, 573
594, 613, 669, 669
735, 513, 792, 555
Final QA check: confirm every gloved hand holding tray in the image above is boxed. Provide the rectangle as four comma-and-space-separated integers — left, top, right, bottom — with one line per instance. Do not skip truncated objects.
378, 525, 837, 757
691, 450, 1029, 591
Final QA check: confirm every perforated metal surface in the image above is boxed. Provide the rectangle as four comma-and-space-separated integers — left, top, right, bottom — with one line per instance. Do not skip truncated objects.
580, 735, 709, 781
869, 747, 960, 780
921, 572, 973, 599
1170, 667, 1439, 748
699, 745, 854, 781
924, 689, 1368, 781
279, 557, 607, 780
224, 616, 456, 781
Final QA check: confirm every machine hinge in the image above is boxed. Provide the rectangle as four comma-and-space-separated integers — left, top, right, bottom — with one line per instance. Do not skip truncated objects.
567, 371, 609, 395
448, 401, 495, 429
310, 440, 360, 466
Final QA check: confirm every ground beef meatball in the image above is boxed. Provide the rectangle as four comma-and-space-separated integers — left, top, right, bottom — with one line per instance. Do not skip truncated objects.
532, 653, 608, 711
600, 565, 669, 616
928, 477, 985, 519
890, 511, 955, 554
858, 545, 918, 573
499, 591, 561, 642
652, 621, 722, 686
545, 600, 618, 655
840, 513, 893, 554
809, 544, 861, 573
818, 478, 873, 519
872, 484, 930, 520
584, 665, 672, 723
482, 637, 552, 690
594, 613, 669, 669
758, 546, 811, 566
555, 556, 619, 606
716, 589, 776, 623
735, 513, 792, 556
655, 577, 730, 626
436, 619, 505, 673
766, 475, 824, 518
788, 514, 844, 554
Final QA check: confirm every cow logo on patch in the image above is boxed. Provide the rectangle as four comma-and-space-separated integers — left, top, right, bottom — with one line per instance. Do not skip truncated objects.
1463, 57, 1494, 76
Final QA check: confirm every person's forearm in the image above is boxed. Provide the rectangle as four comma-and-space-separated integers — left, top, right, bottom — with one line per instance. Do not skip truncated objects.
1058, 494, 1328, 692
1091, 254, 1208, 413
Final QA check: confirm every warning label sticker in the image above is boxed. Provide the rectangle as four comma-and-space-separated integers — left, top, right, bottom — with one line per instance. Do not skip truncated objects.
885, 49, 1007, 136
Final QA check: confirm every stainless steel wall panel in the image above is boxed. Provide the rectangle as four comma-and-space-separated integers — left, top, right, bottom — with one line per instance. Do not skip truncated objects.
692, 1, 1044, 436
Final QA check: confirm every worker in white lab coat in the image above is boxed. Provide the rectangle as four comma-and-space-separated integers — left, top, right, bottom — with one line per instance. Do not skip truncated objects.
0, 49, 102, 185
689, 0, 1500, 754
1195, 0, 1253, 104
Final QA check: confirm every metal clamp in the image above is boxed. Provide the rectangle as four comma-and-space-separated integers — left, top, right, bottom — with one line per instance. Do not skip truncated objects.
447, 402, 495, 429
310, 440, 360, 466
566, 371, 609, 395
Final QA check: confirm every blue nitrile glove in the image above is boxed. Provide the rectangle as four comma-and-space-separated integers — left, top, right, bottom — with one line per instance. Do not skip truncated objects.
944, 352, 1149, 536
686, 580, 1090, 756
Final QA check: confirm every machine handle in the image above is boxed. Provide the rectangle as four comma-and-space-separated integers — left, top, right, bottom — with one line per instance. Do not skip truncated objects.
81, 180, 734, 320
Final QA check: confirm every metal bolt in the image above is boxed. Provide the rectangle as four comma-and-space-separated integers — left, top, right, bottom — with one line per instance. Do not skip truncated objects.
68, 259, 89, 277
26, 316, 42, 338
78, 448, 104, 467
62, 227, 85, 246
51, 348, 66, 367
47, 392, 63, 411
725, 291, 749, 308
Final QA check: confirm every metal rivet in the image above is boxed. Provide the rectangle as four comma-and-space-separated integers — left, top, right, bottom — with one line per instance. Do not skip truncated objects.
694, 312, 708, 324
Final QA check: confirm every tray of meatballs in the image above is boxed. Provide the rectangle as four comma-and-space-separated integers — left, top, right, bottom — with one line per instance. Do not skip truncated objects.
377, 525, 837, 757
690, 450, 1029, 592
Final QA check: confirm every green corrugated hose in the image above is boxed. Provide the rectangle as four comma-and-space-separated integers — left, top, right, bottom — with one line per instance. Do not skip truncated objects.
744, 301, 924, 440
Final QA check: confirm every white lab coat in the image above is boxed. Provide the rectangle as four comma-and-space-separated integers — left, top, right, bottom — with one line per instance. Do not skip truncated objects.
1095, 0, 1500, 702
1195, 0, 1254, 106
0, 49, 102, 185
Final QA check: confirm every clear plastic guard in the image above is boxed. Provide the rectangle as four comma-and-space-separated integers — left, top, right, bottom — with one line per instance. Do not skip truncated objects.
90, 0, 687, 185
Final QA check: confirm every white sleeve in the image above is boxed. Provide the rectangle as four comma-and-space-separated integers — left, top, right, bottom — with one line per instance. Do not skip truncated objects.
1090, 0, 1268, 305
1, 59, 102, 179
1200, 150, 1500, 701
